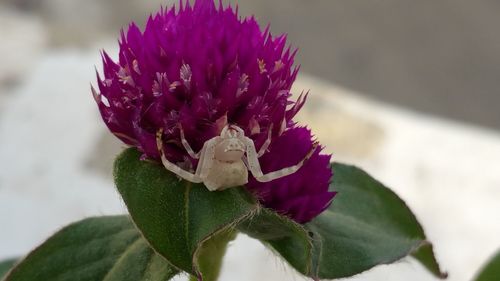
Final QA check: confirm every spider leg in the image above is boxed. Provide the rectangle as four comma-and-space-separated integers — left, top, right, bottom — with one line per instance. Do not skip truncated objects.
242, 137, 264, 177
194, 137, 220, 191
195, 137, 218, 179
244, 136, 318, 182
230, 124, 244, 134
179, 125, 201, 159
242, 155, 249, 168
257, 123, 273, 158
156, 129, 204, 183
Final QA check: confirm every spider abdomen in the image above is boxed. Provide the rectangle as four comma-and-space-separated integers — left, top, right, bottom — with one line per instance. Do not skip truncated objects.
204, 159, 248, 191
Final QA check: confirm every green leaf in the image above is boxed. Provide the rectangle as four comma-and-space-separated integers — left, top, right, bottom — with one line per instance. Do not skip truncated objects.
240, 163, 447, 279
114, 148, 258, 278
0, 259, 18, 279
475, 250, 500, 281
306, 163, 447, 279
4, 216, 179, 281
237, 208, 312, 274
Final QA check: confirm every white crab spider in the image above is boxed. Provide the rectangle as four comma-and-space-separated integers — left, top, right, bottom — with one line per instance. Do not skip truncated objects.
156, 124, 317, 191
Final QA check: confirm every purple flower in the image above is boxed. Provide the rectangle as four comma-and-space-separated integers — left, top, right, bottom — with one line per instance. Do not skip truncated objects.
247, 127, 336, 223
93, 0, 333, 223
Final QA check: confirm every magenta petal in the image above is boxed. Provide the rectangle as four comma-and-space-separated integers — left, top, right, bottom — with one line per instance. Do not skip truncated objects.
247, 127, 334, 223
94, 0, 302, 162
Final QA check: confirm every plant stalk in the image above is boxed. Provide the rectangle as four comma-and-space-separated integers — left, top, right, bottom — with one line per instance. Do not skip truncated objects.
189, 229, 237, 281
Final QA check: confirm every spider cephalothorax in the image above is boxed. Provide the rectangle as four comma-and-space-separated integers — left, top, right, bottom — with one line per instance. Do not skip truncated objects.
156, 124, 317, 191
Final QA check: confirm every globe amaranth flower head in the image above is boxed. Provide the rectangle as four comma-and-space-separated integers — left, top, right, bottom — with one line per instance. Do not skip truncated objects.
93, 0, 335, 224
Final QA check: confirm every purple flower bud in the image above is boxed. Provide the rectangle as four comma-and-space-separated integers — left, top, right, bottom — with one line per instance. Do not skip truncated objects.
93, 0, 334, 223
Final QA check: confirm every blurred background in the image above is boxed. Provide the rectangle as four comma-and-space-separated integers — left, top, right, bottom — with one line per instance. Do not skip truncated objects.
1, 1, 499, 281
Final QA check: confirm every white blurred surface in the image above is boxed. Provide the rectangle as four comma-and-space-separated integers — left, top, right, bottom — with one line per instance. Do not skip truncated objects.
0, 8, 47, 86
0, 48, 499, 281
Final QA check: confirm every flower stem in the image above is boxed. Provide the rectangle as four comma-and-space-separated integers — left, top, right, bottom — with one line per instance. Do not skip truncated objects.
189, 229, 237, 281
